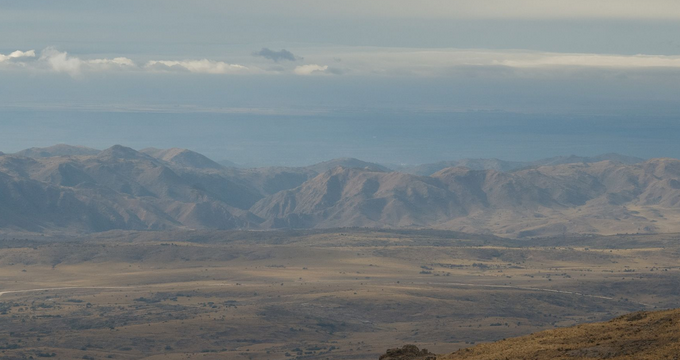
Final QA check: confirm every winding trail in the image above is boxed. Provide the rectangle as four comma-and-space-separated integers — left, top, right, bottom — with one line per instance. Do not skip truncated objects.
0, 283, 240, 298
0, 286, 135, 298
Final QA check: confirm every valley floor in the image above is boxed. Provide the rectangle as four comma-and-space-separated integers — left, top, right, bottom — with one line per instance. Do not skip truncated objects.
0, 229, 678, 359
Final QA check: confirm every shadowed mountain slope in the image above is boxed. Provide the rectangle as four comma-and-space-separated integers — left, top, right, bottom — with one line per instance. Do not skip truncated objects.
255, 159, 680, 236
251, 167, 466, 228
223, 158, 391, 197
0, 145, 260, 232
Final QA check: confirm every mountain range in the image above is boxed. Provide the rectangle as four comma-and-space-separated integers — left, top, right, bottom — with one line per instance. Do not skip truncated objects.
397, 153, 644, 176
1, 144, 678, 237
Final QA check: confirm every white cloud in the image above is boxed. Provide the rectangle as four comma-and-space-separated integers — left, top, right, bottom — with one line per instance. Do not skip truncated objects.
145, 60, 248, 74
2, 48, 250, 76
4, 46, 680, 79
293, 48, 680, 78
41, 47, 82, 75
294, 64, 329, 75
496, 53, 680, 68
38, 48, 136, 76
87, 57, 135, 68
0, 50, 36, 62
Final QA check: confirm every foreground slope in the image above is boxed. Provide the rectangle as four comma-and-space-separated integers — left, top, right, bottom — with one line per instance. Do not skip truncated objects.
440, 309, 680, 360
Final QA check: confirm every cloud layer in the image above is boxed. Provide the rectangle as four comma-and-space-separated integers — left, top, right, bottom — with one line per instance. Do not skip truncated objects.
3, 47, 680, 79
145, 60, 248, 74
294, 64, 328, 75
216, 0, 680, 20
0, 50, 35, 62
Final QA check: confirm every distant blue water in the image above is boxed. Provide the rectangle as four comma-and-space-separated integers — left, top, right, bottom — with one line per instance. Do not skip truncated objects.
2, 110, 679, 166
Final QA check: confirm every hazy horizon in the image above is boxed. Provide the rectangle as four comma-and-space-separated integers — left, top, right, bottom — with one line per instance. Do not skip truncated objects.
4, 1, 680, 167
2, 110, 679, 167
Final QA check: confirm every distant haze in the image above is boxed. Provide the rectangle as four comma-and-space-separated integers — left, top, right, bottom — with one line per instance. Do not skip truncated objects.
1, 111, 679, 167
3, 1, 680, 166
3, 2, 680, 157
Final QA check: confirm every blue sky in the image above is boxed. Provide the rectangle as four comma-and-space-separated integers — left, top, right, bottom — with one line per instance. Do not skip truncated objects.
1, 1, 680, 165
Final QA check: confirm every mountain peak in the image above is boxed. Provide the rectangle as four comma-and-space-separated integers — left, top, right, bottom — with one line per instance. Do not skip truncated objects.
98, 145, 146, 160
140, 147, 223, 169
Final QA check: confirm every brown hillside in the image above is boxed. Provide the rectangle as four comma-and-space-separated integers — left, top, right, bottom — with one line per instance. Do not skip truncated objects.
440, 309, 680, 360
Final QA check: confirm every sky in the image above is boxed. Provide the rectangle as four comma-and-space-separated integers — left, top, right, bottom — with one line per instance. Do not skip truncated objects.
1, 1, 680, 166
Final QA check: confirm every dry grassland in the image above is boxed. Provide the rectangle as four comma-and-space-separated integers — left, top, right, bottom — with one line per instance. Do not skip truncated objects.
0, 230, 677, 359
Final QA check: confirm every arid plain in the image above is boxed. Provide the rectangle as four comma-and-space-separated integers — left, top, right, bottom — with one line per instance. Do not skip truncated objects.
0, 229, 678, 359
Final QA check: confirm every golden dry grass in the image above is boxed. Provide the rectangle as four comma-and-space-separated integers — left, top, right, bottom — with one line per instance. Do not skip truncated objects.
0, 229, 677, 359
442, 309, 680, 360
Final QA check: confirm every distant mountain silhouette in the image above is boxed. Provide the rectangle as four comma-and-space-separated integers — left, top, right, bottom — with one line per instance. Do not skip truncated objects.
400, 153, 645, 176
15, 144, 101, 158
306, 158, 390, 173
218, 159, 240, 168
141, 148, 224, 169
253, 158, 680, 236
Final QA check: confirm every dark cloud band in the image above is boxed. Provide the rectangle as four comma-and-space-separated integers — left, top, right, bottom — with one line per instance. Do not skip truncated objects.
253, 48, 300, 62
